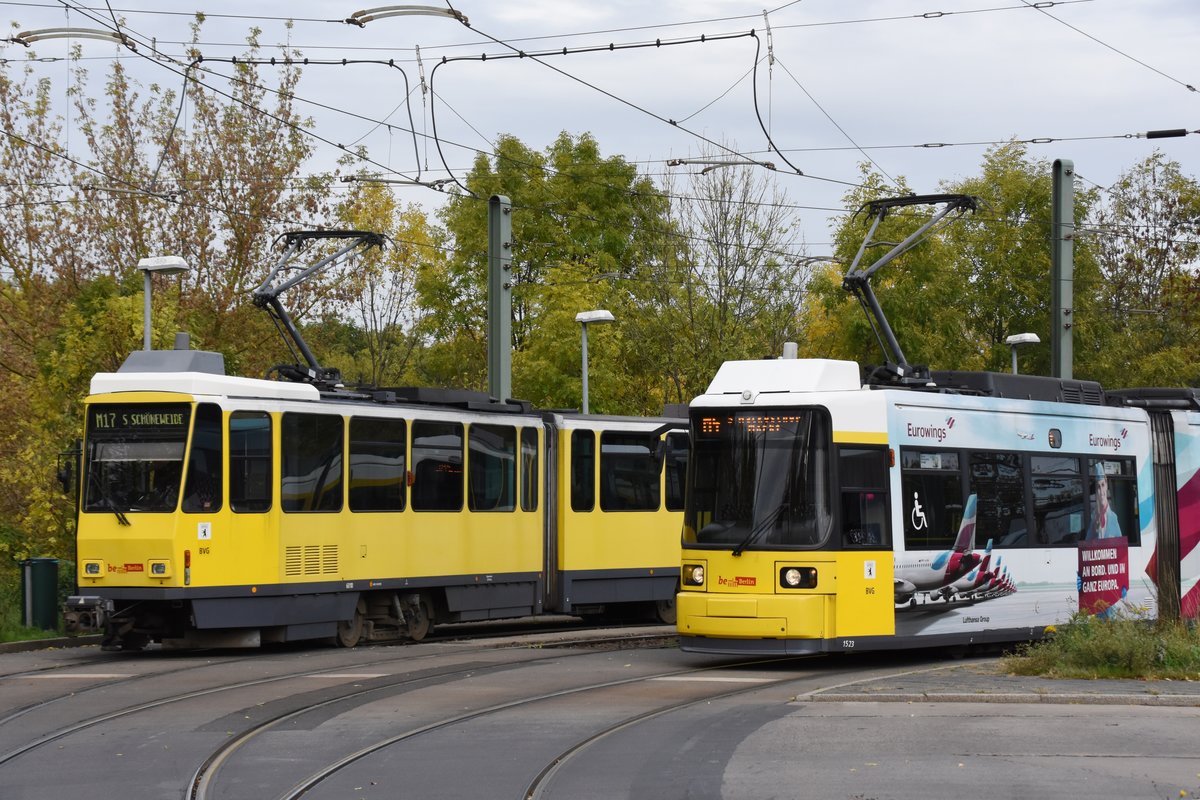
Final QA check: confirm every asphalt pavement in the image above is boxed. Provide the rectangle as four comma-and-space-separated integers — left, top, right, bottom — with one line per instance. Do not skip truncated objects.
5, 631, 1198, 705
800, 658, 1200, 707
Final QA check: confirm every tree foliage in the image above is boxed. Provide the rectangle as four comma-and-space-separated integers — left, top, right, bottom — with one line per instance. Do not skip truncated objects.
326, 178, 442, 387
421, 131, 672, 411
1084, 152, 1200, 387
0, 26, 336, 584
808, 144, 1109, 380
628, 154, 808, 406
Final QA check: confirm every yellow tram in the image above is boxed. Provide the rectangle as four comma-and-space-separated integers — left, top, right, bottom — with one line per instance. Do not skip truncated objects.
66, 345, 686, 649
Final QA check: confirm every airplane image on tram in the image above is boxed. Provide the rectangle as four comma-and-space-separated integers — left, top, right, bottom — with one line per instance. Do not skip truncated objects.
894, 494, 983, 605
935, 539, 994, 602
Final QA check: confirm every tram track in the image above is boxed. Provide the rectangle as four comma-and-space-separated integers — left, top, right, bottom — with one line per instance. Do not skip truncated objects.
0, 629, 674, 780
191, 653, 829, 800
0, 621, 666, 732
0, 651, 270, 729
1, 627, 982, 800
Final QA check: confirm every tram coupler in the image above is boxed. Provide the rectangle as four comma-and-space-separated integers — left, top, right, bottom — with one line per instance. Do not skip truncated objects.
63, 595, 110, 634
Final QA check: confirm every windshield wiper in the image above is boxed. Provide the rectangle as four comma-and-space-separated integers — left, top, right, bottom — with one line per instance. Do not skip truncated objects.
731, 502, 787, 557
90, 475, 131, 526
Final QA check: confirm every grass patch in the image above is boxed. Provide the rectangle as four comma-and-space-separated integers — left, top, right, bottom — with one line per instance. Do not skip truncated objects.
1003, 611, 1200, 680
0, 600, 61, 643
0, 561, 73, 643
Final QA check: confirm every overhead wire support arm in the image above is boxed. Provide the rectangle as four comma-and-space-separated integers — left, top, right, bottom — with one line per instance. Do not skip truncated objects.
252, 229, 385, 387
841, 193, 978, 384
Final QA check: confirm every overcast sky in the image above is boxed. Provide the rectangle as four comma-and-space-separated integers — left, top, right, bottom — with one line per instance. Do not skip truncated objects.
5, 0, 1198, 251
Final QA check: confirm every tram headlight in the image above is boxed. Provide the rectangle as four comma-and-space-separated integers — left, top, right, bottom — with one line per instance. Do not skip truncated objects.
83, 561, 103, 576
148, 560, 171, 577
683, 564, 705, 587
780, 566, 817, 589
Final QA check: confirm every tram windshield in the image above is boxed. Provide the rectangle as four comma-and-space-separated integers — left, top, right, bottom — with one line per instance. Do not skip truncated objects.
84, 403, 190, 514
685, 408, 833, 550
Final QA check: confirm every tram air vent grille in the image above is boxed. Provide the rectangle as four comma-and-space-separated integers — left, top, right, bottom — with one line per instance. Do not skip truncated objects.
284, 545, 339, 576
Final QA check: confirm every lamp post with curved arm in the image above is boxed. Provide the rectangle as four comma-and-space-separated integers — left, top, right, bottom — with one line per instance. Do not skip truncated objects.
138, 256, 190, 351
1005, 332, 1041, 375
575, 310, 614, 414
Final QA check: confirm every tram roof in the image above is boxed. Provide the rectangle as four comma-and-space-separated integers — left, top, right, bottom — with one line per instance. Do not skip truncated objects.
703, 359, 864, 397
91, 370, 322, 402
698, 358, 1112, 408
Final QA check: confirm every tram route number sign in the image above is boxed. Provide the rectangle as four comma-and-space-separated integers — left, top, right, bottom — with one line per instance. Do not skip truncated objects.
1077, 537, 1129, 616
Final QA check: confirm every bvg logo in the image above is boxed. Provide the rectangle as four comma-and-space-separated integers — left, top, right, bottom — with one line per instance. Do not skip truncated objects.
718, 575, 757, 587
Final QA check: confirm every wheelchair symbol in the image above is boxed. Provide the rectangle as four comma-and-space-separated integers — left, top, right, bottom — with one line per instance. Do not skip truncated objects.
910, 492, 928, 530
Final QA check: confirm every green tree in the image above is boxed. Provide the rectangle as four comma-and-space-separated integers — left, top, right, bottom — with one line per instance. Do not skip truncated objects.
943, 142, 1101, 376
627, 153, 808, 406
420, 131, 672, 412
329, 178, 442, 387
806, 144, 1103, 379
1083, 152, 1200, 387
0, 21, 335, 598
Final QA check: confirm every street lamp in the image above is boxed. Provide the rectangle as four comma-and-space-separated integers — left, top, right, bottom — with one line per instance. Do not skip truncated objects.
575, 310, 614, 414
138, 256, 190, 351
1005, 332, 1040, 375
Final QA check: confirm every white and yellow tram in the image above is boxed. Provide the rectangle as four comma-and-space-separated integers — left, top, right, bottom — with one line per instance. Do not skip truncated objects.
675, 357, 1200, 655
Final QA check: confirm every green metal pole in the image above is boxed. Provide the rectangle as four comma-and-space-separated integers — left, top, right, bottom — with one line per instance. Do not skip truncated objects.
1051, 159, 1074, 380
487, 195, 512, 401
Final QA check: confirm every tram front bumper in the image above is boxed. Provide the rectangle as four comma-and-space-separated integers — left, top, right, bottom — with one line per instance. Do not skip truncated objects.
676, 592, 829, 639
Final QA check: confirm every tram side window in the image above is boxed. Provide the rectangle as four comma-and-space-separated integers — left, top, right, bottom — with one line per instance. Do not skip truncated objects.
349, 416, 406, 512
600, 432, 661, 511
183, 403, 223, 513
469, 424, 516, 512
900, 449, 964, 550
839, 447, 889, 547
411, 420, 464, 511
281, 413, 344, 513
571, 430, 595, 512
1031, 455, 1084, 545
229, 411, 271, 513
520, 427, 538, 512
969, 452, 1028, 547
664, 432, 689, 512
1088, 458, 1138, 545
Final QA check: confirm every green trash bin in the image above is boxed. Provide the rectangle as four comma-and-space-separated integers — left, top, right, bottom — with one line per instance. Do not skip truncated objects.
20, 558, 59, 630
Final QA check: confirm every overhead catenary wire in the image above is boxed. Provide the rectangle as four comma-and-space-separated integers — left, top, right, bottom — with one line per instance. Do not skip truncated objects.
12, 2, 1191, 208
1017, 0, 1197, 95
4, 1, 1190, 272
0, 0, 1100, 56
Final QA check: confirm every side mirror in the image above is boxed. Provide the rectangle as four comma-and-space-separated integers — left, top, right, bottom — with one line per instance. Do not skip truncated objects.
56, 460, 74, 495
646, 423, 688, 475
57, 438, 81, 495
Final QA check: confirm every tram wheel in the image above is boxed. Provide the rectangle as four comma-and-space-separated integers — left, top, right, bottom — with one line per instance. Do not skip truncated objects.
406, 595, 433, 642
336, 597, 366, 648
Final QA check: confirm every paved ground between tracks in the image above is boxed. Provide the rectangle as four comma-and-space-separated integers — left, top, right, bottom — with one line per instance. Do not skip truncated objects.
6, 632, 1199, 707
